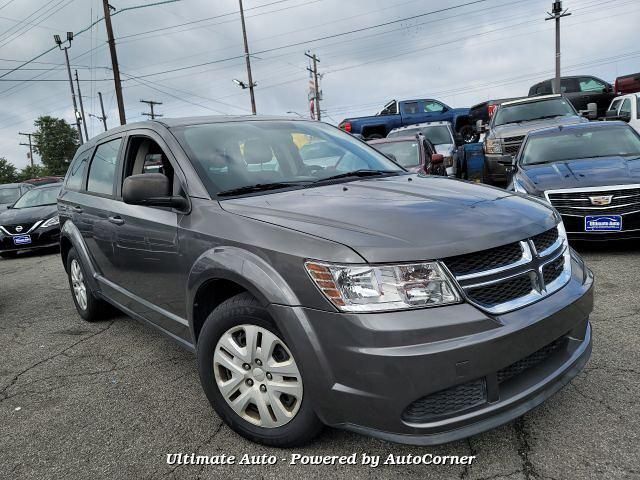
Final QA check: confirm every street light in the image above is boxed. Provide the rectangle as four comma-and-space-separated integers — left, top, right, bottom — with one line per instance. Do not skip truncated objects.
53, 32, 83, 145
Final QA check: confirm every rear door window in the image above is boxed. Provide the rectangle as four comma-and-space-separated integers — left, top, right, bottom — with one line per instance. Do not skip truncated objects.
579, 77, 606, 93
87, 138, 122, 196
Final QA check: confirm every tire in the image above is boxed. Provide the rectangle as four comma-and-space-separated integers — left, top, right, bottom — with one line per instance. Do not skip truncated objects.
366, 133, 384, 140
458, 125, 479, 144
197, 292, 323, 447
0, 251, 18, 259
66, 247, 107, 322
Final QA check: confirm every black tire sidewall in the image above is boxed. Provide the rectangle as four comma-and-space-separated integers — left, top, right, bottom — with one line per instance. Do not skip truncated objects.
196, 295, 322, 447
66, 248, 102, 322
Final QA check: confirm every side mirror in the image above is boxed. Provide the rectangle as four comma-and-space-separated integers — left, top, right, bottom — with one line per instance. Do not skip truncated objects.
497, 157, 516, 173
475, 119, 486, 133
581, 102, 598, 120
123, 173, 188, 209
6, 205, 11, 209
431, 153, 444, 164
619, 111, 631, 123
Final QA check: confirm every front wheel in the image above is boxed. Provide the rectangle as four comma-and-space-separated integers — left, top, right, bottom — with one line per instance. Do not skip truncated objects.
197, 292, 322, 447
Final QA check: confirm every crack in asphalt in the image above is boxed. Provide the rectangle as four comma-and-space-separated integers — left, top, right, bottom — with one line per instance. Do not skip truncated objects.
0, 320, 115, 401
514, 417, 538, 480
459, 437, 477, 479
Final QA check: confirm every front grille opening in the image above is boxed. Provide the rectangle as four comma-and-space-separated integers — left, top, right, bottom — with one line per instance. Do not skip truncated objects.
542, 255, 564, 284
497, 336, 566, 384
402, 378, 487, 423
532, 227, 559, 253
443, 241, 523, 277
467, 275, 533, 308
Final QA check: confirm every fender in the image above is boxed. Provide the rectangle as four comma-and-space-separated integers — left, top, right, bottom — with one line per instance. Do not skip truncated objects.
60, 221, 101, 292
186, 245, 300, 334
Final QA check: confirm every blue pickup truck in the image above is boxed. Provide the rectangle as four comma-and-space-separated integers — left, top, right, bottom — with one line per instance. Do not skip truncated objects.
339, 98, 478, 143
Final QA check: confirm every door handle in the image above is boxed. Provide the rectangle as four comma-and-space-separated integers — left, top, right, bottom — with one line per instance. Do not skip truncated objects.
108, 216, 125, 226
71, 206, 83, 213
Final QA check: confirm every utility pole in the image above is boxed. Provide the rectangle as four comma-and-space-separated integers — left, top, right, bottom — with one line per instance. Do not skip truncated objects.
545, 1, 571, 94
92, 91, 108, 131
305, 52, 321, 121
238, 0, 256, 114
140, 99, 163, 120
18, 132, 36, 167
74, 70, 89, 142
54, 32, 83, 145
103, 0, 126, 125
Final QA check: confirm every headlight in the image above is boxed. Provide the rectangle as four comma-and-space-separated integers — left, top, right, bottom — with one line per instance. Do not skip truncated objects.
484, 138, 502, 154
40, 216, 59, 228
305, 261, 461, 312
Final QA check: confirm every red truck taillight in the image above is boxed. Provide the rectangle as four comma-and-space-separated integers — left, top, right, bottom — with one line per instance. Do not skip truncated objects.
340, 121, 352, 133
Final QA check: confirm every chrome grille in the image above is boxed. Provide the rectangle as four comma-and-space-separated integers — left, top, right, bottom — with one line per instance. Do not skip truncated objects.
546, 185, 640, 217
443, 225, 570, 314
502, 135, 525, 157
0, 222, 37, 235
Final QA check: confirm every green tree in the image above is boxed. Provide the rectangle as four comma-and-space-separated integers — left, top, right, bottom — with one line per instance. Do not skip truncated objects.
18, 164, 48, 181
32, 116, 79, 175
0, 157, 18, 184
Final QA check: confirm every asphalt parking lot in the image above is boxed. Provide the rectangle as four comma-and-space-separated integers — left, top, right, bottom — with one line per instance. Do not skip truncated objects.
1, 245, 639, 480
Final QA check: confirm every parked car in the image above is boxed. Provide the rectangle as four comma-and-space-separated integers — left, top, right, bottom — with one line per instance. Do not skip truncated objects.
367, 134, 445, 175
469, 97, 523, 136
387, 121, 460, 177
59, 116, 593, 447
339, 98, 478, 143
605, 93, 640, 134
24, 176, 64, 186
528, 75, 615, 118
479, 94, 588, 185
614, 72, 640, 95
507, 121, 640, 240
0, 183, 61, 258
0, 182, 34, 210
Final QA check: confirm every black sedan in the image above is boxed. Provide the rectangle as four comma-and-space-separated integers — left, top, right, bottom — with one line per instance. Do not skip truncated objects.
506, 121, 640, 240
0, 184, 61, 258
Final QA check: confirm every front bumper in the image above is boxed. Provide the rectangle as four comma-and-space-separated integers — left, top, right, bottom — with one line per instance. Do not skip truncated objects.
271, 251, 593, 444
0, 226, 60, 253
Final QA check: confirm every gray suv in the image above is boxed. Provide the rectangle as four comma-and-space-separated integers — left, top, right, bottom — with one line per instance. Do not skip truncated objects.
58, 116, 593, 447
480, 95, 588, 184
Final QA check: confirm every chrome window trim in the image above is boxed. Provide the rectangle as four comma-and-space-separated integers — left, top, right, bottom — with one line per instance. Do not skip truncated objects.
0, 220, 43, 236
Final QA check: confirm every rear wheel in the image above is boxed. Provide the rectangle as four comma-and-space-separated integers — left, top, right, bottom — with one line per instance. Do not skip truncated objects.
197, 292, 322, 447
366, 133, 384, 140
66, 248, 107, 322
458, 125, 479, 144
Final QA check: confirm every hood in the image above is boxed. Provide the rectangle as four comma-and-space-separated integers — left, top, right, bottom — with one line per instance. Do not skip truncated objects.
0, 204, 57, 226
492, 116, 586, 138
220, 176, 557, 263
522, 156, 640, 192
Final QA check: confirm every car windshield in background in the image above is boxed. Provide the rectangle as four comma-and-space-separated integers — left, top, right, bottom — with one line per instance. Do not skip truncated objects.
521, 127, 640, 165
12, 186, 61, 209
372, 141, 420, 168
389, 126, 452, 145
0, 187, 21, 204
172, 121, 404, 197
493, 98, 576, 126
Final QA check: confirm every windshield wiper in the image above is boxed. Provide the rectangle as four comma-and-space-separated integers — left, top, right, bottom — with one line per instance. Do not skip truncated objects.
217, 181, 311, 197
313, 169, 400, 184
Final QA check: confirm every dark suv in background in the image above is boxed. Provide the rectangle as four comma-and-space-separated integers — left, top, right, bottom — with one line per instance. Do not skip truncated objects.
529, 75, 615, 118
58, 116, 593, 447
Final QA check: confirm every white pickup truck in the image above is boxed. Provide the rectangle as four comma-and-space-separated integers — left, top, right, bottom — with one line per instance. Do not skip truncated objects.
606, 93, 640, 134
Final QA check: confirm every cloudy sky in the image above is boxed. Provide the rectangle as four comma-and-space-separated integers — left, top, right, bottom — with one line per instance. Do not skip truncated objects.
0, 0, 639, 169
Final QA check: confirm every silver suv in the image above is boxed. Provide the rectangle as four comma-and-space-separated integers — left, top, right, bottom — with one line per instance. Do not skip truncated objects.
480, 95, 588, 184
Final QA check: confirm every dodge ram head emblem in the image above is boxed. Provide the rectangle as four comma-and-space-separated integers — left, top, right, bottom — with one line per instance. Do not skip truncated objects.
15, 225, 23, 232
589, 195, 613, 206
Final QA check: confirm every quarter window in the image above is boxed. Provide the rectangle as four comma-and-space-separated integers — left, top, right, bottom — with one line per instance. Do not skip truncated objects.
65, 154, 89, 191
87, 138, 122, 196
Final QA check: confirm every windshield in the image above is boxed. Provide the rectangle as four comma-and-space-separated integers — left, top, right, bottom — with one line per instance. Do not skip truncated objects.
0, 187, 21, 204
172, 121, 404, 197
493, 98, 576, 126
12, 186, 61, 209
370, 141, 420, 168
521, 127, 640, 165
388, 126, 452, 144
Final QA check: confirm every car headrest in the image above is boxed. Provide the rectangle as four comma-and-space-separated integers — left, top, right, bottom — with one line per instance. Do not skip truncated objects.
243, 138, 273, 165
